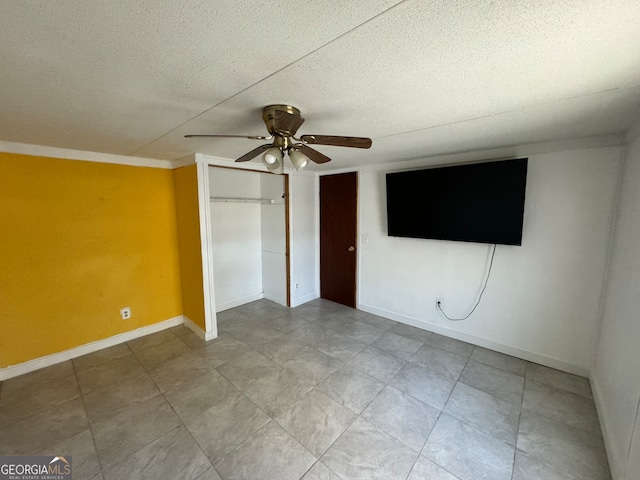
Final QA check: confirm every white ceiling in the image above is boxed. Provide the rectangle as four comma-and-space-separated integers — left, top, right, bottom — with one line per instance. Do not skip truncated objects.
1, 0, 640, 170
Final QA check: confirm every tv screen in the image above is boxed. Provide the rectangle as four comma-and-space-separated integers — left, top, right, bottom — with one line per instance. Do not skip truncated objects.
386, 158, 528, 246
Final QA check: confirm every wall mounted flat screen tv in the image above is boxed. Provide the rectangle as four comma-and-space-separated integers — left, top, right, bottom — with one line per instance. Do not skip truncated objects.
386, 158, 528, 246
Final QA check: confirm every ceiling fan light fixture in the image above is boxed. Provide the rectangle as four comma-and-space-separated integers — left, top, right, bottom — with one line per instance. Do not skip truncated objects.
288, 149, 309, 171
262, 146, 282, 165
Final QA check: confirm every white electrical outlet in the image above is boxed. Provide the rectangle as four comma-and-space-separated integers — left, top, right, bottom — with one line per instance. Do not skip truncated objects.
120, 307, 131, 320
295, 283, 299, 289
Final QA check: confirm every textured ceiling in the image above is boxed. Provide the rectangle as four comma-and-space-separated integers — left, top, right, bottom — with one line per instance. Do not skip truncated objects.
1, 0, 640, 169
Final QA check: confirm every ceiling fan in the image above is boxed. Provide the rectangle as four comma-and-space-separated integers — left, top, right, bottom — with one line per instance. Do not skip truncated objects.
185, 105, 372, 173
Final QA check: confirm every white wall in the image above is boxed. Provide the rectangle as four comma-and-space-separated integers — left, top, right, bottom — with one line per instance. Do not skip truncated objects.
592, 120, 640, 480
209, 168, 263, 311
357, 146, 621, 375
260, 174, 287, 306
289, 174, 319, 306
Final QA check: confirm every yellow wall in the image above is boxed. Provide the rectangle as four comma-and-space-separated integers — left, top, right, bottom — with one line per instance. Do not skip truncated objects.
0, 153, 183, 367
173, 165, 206, 329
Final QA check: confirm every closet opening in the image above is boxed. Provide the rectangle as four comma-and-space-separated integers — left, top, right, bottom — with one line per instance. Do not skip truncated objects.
208, 165, 290, 312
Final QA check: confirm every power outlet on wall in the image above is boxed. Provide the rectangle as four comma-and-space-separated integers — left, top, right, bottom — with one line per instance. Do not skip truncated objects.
435, 298, 443, 309
120, 307, 131, 320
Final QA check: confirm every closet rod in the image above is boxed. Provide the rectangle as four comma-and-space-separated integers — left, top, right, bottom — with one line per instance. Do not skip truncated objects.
209, 196, 275, 204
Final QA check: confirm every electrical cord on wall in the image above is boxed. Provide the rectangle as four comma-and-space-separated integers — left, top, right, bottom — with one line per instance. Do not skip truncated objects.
436, 243, 497, 321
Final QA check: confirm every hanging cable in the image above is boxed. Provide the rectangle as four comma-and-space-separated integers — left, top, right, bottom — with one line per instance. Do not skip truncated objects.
437, 243, 497, 321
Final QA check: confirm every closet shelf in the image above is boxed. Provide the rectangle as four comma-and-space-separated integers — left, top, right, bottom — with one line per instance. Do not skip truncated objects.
210, 196, 275, 204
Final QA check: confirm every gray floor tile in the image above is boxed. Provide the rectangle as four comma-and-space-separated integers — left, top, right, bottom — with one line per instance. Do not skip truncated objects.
407, 456, 460, 480
76, 354, 145, 394
317, 365, 385, 414
288, 323, 335, 348
354, 312, 397, 331
180, 329, 208, 350
331, 320, 386, 345
391, 363, 456, 410
0, 398, 89, 454
103, 426, 211, 480
443, 383, 520, 445
426, 334, 475, 358
92, 394, 181, 468
0, 302, 613, 480
133, 336, 193, 370
517, 409, 610, 480
263, 336, 343, 385
195, 467, 223, 480
314, 314, 358, 332
73, 343, 133, 371
0, 361, 75, 401
215, 421, 316, 480
423, 414, 514, 480
149, 350, 215, 393
321, 417, 418, 480
372, 331, 423, 361
512, 449, 582, 480
526, 363, 593, 398
37, 429, 100, 480
361, 386, 439, 451
302, 461, 343, 480
0, 373, 81, 427
275, 390, 356, 457
389, 323, 433, 343
315, 332, 368, 362
217, 350, 281, 390
170, 324, 195, 338
199, 334, 252, 368
244, 367, 313, 416
127, 329, 177, 352
223, 319, 284, 348
165, 372, 238, 422
470, 347, 527, 376
523, 379, 601, 434
262, 312, 314, 333
459, 360, 524, 405
83, 371, 159, 423
216, 308, 252, 325
410, 345, 468, 381
349, 346, 405, 383
186, 391, 270, 462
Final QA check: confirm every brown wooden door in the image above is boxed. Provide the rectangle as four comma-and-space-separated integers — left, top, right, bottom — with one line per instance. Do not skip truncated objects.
320, 172, 358, 307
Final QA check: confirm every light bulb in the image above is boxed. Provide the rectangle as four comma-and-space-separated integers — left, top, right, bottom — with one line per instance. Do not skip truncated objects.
262, 147, 284, 174
262, 147, 282, 165
289, 149, 310, 171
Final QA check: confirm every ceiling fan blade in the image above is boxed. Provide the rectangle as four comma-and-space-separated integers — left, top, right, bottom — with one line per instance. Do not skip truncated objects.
300, 135, 372, 149
235, 144, 273, 163
185, 134, 270, 140
273, 110, 305, 136
296, 144, 331, 164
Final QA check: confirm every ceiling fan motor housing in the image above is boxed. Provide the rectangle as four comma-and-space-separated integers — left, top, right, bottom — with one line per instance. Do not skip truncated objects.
262, 104, 303, 136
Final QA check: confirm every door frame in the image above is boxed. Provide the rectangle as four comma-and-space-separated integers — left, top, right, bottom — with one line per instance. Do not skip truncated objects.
318, 170, 359, 308
196, 155, 292, 340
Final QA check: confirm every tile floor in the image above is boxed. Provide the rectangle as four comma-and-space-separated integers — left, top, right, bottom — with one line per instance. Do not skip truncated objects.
0, 299, 611, 480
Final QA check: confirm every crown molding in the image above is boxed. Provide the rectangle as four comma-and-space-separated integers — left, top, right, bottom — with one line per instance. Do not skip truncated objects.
0, 140, 172, 169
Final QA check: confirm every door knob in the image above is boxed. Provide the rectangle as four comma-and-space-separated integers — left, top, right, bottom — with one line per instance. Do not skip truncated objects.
348, 246, 355, 252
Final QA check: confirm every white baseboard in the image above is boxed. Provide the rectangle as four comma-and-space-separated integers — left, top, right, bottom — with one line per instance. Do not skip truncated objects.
291, 292, 320, 308
591, 374, 622, 480
215, 293, 264, 313
358, 303, 589, 377
183, 315, 216, 341
0, 316, 183, 381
